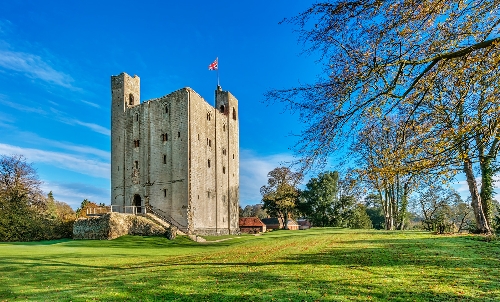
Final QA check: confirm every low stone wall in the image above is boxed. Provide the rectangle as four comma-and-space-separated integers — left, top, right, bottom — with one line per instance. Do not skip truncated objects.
73, 213, 166, 240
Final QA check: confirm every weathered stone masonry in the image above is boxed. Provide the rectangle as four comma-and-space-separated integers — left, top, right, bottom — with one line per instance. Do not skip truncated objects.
111, 72, 239, 235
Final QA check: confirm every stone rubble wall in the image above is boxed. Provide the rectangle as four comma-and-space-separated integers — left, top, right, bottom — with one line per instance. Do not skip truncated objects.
73, 212, 166, 240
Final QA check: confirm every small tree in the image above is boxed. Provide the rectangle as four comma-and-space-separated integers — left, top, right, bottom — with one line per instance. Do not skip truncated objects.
347, 204, 373, 229
300, 171, 339, 227
261, 167, 302, 229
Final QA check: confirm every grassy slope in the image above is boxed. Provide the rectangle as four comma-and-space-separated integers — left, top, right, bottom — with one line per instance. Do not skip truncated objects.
0, 229, 499, 301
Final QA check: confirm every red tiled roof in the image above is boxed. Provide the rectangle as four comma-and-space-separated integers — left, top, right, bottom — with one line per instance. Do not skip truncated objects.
239, 217, 265, 227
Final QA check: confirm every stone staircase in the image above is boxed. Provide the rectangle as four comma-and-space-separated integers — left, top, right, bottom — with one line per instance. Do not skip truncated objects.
145, 204, 188, 235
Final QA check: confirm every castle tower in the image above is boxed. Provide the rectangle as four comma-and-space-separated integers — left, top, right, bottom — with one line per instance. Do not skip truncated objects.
110, 73, 239, 235
111, 73, 140, 209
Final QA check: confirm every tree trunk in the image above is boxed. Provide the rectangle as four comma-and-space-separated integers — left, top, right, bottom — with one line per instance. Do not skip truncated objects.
479, 156, 494, 226
383, 189, 393, 230
283, 210, 289, 230
399, 184, 409, 230
463, 158, 490, 234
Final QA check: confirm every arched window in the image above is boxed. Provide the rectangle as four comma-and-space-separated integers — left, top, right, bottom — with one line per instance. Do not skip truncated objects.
165, 106, 168, 114
232, 108, 237, 120
136, 113, 139, 121
220, 105, 225, 113
129, 94, 134, 105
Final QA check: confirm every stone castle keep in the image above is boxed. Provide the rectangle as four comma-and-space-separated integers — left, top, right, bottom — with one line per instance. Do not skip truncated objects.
111, 72, 239, 235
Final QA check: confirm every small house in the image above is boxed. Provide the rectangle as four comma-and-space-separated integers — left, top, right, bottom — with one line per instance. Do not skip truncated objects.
297, 219, 311, 230
239, 217, 267, 234
287, 219, 300, 230
261, 218, 283, 230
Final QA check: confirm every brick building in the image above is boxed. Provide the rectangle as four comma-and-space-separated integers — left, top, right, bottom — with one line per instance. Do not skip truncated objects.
239, 217, 266, 234
110, 72, 239, 235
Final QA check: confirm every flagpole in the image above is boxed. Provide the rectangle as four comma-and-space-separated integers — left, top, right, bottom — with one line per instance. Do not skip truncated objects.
217, 57, 220, 87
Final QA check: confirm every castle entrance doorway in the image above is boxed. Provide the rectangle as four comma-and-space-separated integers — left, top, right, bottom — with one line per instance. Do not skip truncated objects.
133, 194, 142, 214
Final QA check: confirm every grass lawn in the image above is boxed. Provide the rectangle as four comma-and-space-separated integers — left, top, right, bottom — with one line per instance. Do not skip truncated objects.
1, 228, 499, 301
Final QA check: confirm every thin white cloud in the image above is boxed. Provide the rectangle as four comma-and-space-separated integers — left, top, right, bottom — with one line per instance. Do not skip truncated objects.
0, 95, 109, 136
0, 19, 12, 35
239, 149, 295, 206
73, 120, 111, 136
0, 143, 110, 179
59, 117, 111, 136
13, 131, 110, 160
0, 97, 47, 114
80, 99, 101, 108
0, 49, 75, 89
41, 181, 109, 210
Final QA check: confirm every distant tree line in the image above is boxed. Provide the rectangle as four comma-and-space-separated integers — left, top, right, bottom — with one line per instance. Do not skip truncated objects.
259, 166, 500, 233
0, 154, 80, 241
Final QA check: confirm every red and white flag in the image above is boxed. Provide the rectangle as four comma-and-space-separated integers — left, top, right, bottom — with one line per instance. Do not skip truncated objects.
208, 57, 218, 70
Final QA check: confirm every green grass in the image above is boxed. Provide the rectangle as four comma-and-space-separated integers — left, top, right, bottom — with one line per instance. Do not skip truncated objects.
1, 229, 499, 301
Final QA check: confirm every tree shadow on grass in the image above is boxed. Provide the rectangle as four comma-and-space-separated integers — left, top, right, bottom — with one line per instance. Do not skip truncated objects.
2, 233, 500, 301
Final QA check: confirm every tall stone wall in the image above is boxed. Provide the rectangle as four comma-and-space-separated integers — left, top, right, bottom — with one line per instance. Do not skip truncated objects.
189, 90, 217, 232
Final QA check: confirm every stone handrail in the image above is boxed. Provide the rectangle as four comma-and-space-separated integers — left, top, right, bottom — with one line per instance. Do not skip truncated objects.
145, 204, 188, 233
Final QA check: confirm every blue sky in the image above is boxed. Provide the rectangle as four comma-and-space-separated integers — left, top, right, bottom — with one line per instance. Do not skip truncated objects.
0, 0, 325, 209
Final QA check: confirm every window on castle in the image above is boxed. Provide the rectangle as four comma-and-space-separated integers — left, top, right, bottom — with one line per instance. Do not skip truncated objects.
164, 189, 167, 197
133, 140, 140, 148
233, 154, 234, 159
220, 105, 225, 113
232, 108, 237, 120
166, 133, 168, 141
136, 113, 139, 121
163, 155, 166, 164
118, 166, 119, 171
129, 94, 134, 105
198, 134, 200, 140
209, 139, 211, 147
223, 124, 226, 132
222, 148, 226, 155
178, 132, 180, 138
134, 161, 138, 169
208, 159, 211, 168
161, 134, 165, 141
207, 113, 211, 121
165, 106, 168, 114
223, 167, 226, 174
